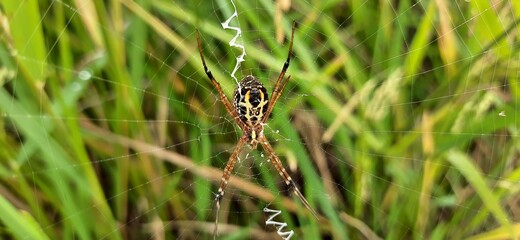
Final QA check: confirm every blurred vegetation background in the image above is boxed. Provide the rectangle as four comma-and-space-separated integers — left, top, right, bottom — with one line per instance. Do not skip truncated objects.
0, 0, 519, 239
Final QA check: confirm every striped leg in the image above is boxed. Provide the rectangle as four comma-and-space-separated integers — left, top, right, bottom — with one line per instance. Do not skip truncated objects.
258, 135, 319, 218
213, 135, 247, 239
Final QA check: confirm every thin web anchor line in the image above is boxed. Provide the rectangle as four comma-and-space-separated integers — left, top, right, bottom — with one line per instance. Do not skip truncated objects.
221, 0, 246, 84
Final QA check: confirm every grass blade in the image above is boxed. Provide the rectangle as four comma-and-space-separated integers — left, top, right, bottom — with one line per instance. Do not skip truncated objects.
446, 150, 514, 238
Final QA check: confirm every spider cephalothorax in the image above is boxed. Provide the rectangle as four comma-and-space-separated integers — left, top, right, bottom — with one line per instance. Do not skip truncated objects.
233, 75, 269, 146
196, 21, 318, 239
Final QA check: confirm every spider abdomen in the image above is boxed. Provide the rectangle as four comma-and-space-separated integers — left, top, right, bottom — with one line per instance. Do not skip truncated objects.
233, 75, 269, 127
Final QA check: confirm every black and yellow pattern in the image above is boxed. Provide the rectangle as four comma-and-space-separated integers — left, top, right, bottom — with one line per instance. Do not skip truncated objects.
233, 75, 269, 136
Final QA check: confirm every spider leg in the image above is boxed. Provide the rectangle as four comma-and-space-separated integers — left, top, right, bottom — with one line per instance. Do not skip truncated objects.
196, 30, 247, 130
269, 75, 291, 112
213, 135, 248, 239
262, 21, 296, 123
258, 135, 319, 219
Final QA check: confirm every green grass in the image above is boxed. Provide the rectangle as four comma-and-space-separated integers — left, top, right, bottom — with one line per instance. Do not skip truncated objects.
0, 0, 519, 239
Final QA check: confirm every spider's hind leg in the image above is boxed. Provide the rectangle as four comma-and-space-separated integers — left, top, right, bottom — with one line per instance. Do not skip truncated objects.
258, 135, 319, 219
213, 189, 224, 239
213, 135, 248, 239
288, 179, 319, 218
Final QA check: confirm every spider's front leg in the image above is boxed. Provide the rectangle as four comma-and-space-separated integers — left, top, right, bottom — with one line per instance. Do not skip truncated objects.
196, 29, 246, 131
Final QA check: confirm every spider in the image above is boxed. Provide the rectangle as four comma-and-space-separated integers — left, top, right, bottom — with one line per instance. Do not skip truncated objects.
196, 21, 318, 239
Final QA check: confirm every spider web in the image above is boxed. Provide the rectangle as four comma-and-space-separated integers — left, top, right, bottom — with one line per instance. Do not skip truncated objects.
0, 0, 519, 239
